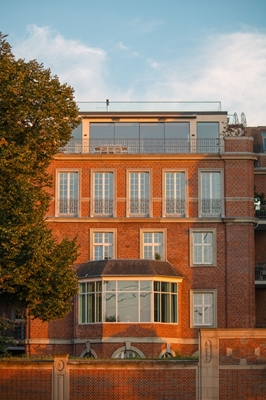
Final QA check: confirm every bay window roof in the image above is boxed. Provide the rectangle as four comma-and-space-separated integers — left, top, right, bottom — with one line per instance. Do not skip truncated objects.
76, 259, 183, 280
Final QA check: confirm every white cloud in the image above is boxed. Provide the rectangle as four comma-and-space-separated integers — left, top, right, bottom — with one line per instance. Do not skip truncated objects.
143, 31, 266, 125
11, 26, 266, 125
13, 25, 109, 101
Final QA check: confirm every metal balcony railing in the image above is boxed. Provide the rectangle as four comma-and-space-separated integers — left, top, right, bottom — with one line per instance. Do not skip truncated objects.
58, 199, 79, 216
3, 323, 25, 342
255, 209, 266, 218
77, 101, 222, 112
255, 267, 266, 281
201, 199, 222, 216
165, 199, 185, 216
130, 200, 150, 216
59, 138, 222, 155
93, 199, 113, 216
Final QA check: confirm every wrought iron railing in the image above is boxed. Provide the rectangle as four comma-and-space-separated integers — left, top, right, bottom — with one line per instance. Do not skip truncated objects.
165, 199, 185, 216
255, 209, 266, 218
255, 267, 266, 281
93, 199, 113, 216
59, 138, 222, 155
3, 323, 25, 341
130, 200, 150, 216
58, 199, 79, 216
201, 199, 222, 216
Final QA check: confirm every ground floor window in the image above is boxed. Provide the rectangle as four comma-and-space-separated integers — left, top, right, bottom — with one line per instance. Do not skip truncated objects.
78, 279, 178, 324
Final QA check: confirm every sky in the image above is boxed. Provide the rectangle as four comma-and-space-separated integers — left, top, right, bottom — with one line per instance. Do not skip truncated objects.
1, 0, 266, 125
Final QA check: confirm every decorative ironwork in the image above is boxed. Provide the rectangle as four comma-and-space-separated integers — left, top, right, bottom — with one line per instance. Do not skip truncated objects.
59, 199, 78, 216
165, 199, 185, 216
59, 138, 222, 155
203, 340, 212, 363
94, 199, 113, 216
201, 199, 221, 216
130, 199, 149, 216
255, 267, 266, 281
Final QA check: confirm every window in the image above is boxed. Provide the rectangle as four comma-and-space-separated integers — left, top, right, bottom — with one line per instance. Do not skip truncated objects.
128, 171, 150, 216
92, 172, 114, 216
164, 171, 186, 216
262, 132, 266, 152
58, 171, 79, 216
190, 290, 216, 327
112, 346, 145, 359
199, 171, 222, 216
78, 279, 179, 324
140, 229, 166, 260
79, 282, 102, 323
91, 231, 115, 260
197, 122, 219, 153
190, 229, 216, 266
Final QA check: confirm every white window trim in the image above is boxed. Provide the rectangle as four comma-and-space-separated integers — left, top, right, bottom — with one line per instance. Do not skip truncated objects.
140, 229, 167, 261
126, 169, 152, 217
190, 289, 217, 328
90, 169, 116, 217
198, 169, 224, 217
55, 169, 81, 217
90, 228, 117, 260
162, 169, 188, 217
189, 228, 217, 267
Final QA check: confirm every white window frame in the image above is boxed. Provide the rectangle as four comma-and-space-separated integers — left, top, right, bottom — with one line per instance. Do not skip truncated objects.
127, 170, 152, 217
56, 169, 80, 217
90, 229, 117, 260
190, 289, 217, 328
140, 229, 166, 261
163, 169, 187, 217
198, 169, 224, 217
91, 170, 116, 217
189, 229, 216, 267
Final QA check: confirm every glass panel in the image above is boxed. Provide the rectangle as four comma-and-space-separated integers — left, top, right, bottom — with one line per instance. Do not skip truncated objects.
154, 292, 160, 322
71, 124, 82, 139
79, 294, 86, 323
197, 122, 219, 139
118, 281, 139, 291
171, 283, 177, 293
154, 281, 160, 291
104, 292, 116, 322
140, 123, 164, 139
115, 122, 139, 139
140, 292, 151, 322
161, 293, 170, 322
90, 123, 115, 140
171, 294, 177, 323
118, 292, 138, 322
87, 293, 94, 323
165, 122, 189, 139
96, 293, 102, 323
140, 281, 152, 291
161, 282, 170, 293
104, 281, 116, 291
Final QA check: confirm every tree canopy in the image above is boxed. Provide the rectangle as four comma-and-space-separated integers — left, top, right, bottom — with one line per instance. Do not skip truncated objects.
0, 33, 80, 321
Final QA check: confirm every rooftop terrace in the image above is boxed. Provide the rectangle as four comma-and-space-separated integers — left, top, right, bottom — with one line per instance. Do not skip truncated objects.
77, 100, 223, 113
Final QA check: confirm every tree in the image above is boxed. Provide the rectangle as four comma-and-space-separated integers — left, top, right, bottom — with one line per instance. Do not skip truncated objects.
0, 33, 80, 321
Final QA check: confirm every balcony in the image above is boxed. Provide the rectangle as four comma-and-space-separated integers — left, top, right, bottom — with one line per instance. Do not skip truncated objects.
130, 199, 150, 216
93, 199, 113, 217
255, 266, 266, 288
201, 199, 222, 216
59, 138, 223, 155
77, 100, 222, 113
165, 199, 186, 216
58, 199, 79, 216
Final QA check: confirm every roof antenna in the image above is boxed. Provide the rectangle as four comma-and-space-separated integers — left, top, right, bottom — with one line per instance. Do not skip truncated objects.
106, 99, 109, 111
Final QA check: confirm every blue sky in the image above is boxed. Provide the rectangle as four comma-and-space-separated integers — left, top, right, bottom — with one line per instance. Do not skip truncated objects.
1, 0, 266, 125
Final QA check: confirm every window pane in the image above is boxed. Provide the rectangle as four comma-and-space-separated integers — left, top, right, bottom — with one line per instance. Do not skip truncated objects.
171, 294, 177, 323
197, 122, 219, 139
165, 122, 189, 139
104, 293, 116, 322
115, 122, 139, 139
154, 292, 160, 322
118, 292, 138, 322
90, 123, 115, 140
140, 292, 151, 322
118, 281, 139, 291
140, 123, 164, 139
161, 293, 170, 322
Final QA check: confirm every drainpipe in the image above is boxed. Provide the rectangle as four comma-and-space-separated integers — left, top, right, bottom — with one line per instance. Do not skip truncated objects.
25, 309, 30, 357
198, 329, 202, 400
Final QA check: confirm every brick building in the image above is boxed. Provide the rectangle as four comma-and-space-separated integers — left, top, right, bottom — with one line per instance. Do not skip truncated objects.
5, 101, 266, 360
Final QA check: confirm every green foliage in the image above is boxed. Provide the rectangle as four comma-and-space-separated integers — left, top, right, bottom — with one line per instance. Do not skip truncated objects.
0, 318, 16, 355
0, 33, 80, 321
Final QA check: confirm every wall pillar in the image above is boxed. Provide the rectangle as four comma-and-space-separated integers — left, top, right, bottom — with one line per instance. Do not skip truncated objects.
53, 355, 69, 400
